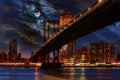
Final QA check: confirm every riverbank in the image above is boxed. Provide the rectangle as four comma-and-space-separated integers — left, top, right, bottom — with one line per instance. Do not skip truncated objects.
0, 63, 42, 67
62, 62, 120, 67
0, 62, 120, 67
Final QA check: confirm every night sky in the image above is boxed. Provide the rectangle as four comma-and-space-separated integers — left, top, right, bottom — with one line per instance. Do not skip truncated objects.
0, 0, 120, 58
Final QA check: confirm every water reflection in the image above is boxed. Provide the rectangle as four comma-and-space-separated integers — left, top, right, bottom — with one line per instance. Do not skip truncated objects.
96, 67, 114, 80
0, 67, 120, 80
79, 67, 86, 80
34, 67, 39, 80
9, 67, 17, 80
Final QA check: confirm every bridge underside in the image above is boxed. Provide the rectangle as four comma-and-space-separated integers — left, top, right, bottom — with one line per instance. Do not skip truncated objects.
35, 0, 120, 57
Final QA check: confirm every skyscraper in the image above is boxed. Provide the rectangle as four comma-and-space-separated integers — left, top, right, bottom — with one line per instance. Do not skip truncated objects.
9, 39, 17, 60
59, 12, 74, 30
59, 12, 76, 62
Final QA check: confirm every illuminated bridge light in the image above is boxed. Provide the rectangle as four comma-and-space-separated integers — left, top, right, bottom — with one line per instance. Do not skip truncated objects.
74, 19, 76, 22
88, 7, 91, 10
63, 27, 65, 30
56, 32, 59, 35
54, 33, 57, 36
60, 29, 63, 32
64, 26, 68, 29
64, 26, 66, 29
35, 63, 42, 66
80, 14, 83, 17
50, 37, 53, 39
98, 0, 103, 3
50, 36, 53, 39
44, 42, 46, 46
60, 29, 62, 32
68, 23, 71, 26
48, 39, 50, 42
47, 39, 49, 42
49, 39, 51, 42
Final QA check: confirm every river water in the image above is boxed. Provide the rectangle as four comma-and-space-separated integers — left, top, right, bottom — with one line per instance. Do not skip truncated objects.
0, 67, 120, 80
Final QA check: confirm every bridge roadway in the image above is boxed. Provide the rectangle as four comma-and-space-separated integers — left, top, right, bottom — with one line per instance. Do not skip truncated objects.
34, 0, 120, 58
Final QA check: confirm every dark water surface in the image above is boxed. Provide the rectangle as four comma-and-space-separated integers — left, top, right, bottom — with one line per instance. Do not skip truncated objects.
0, 67, 120, 80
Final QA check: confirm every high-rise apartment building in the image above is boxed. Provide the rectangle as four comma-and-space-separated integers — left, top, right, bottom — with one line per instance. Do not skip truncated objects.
90, 42, 115, 63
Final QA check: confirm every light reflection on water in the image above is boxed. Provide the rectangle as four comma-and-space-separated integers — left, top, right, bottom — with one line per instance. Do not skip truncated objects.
80, 68, 86, 80
0, 67, 120, 80
35, 67, 39, 80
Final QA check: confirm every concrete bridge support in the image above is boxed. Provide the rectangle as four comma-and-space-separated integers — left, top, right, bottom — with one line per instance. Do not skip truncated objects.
41, 49, 62, 69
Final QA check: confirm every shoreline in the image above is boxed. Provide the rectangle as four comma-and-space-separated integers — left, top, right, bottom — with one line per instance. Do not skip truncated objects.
0, 62, 120, 68
0, 65, 120, 68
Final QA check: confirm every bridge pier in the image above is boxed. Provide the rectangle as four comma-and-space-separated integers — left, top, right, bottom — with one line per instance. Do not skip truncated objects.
45, 53, 50, 63
41, 49, 62, 69
42, 53, 50, 63
53, 49, 60, 63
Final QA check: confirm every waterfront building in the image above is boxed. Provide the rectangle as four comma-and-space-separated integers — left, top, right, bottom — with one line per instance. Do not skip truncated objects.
0, 51, 8, 63
90, 42, 115, 63
8, 39, 17, 61
17, 53, 21, 62
60, 45, 69, 62
76, 47, 91, 63
68, 41, 76, 62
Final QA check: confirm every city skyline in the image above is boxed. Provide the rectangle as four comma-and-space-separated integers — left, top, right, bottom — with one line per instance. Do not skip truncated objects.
0, 22, 120, 58
0, 1, 120, 80
0, 38, 119, 59
0, 39, 119, 64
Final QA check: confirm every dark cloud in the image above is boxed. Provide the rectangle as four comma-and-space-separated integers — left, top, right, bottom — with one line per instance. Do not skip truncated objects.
0, 0, 120, 58
48, 0, 97, 16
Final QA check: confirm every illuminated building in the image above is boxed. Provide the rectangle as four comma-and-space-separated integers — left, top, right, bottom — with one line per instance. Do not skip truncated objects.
0, 52, 8, 63
59, 12, 73, 30
9, 39, 17, 60
68, 41, 76, 62
59, 12, 76, 63
59, 45, 69, 62
90, 42, 115, 63
76, 47, 91, 63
